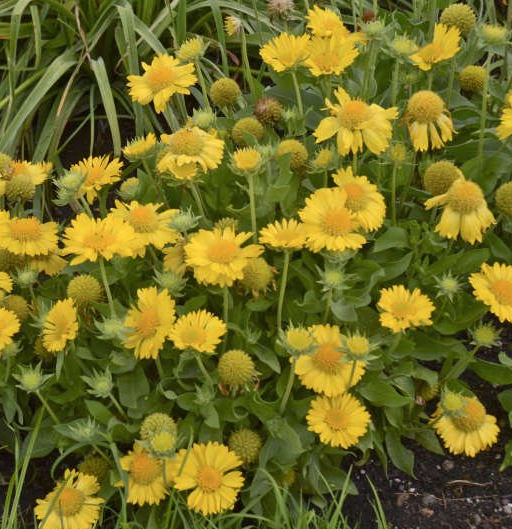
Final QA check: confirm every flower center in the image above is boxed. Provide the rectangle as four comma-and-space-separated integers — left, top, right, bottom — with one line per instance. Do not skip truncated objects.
83, 231, 115, 252
196, 466, 223, 492
84, 166, 103, 186
130, 452, 162, 485
166, 130, 205, 156
51, 313, 74, 338
180, 326, 206, 345
136, 308, 160, 338
324, 408, 349, 430
129, 206, 159, 233
9, 218, 42, 242
313, 343, 342, 373
321, 208, 354, 236
286, 329, 313, 351
57, 487, 85, 516
146, 64, 176, 91
342, 183, 366, 211
418, 43, 443, 64
346, 336, 370, 356
447, 181, 483, 214
338, 100, 371, 129
391, 301, 412, 319
407, 90, 444, 123
208, 239, 238, 264
235, 150, 260, 171
491, 279, 512, 306
450, 399, 486, 432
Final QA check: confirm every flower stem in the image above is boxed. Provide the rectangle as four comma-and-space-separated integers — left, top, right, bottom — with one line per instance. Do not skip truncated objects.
279, 361, 295, 415
241, 30, 257, 100
291, 71, 304, 131
391, 160, 398, 225
277, 250, 291, 330
222, 286, 229, 350
391, 60, 400, 106
443, 345, 480, 382
386, 333, 402, 358
322, 290, 332, 323
98, 257, 117, 318
477, 58, 492, 178
195, 353, 214, 386
446, 56, 456, 108
188, 182, 208, 224
352, 152, 358, 174
109, 393, 128, 420
194, 60, 212, 112
247, 172, 258, 242
36, 391, 59, 423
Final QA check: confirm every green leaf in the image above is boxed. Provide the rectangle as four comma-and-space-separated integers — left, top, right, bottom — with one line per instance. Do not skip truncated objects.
471, 359, 512, 385
358, 379, 412, 407
385, 430, 414, 475
117, 365, 149, 408
372, 227, 410, 252
85, 400, 113, 425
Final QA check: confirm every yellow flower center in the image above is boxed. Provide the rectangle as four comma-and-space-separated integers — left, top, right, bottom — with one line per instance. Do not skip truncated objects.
84, 166, 104, 186
491, 279, 512, 306
129, 206, 159, 233
10, 218, 42, 242
313, 343, 342, 373
136, 308, 160, 338
146, 63, 177, 91
321, 208, 354, 236
180, 326, 206, 345
83, 232, 115, 252
196, 466, 223, 492
407, 90, 444, 123
166, 129, 204, 156
346, 336, 370, 356
234, 150, 261, 171
286, 329, 313, 351
447, 181, 483, 214
208, 239, 238, 264
324, 408, 349, 430
450, 399, 486, 432
57, 487, 85, 516
343, 183, 366, 211
391, 301, 413, 319
418, 43, 443, 64
151, 431, 176, 452
130, 452, 161, 485
338, 100, 371, 129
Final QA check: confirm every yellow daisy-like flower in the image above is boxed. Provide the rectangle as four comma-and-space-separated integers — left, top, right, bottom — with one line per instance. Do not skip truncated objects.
469, 262, 512, 323
406, 90, 454, 152
410, 23, 460, 71
313, 88, 397, 156
123, 287, 176, 360
159, 127, 224, 172
62, 213, 141, 265
259, 218, 307, 250
10, 160, 53, 185
110, 200, 179, 255
307, 393, 371, 448
169, 309, 226, 354
127, 54, 197, 113
170, 442, 244, 516
231, 148, 262, 174
332, 167, 385, 231
306, 5, 361, 41
294, 324, 365, 396
298, 187, 366, 253
0, 213, 58, 257
377, 285, 434, 333
122, 133, 157, 161
71, 155, 123, 204
432, 392, 499, 457
42, 298, 78, 353
157, 158, 199, 182
496, 92, 512, 141
0, 272, 13, 293
184, 228, 263, 287
259, 32, 310, 73
30, 252, 67, 277
120, 443, 172, 506
305, 35, 359, 77
177, 36, 206, 62
424, 178, 495, 244
0, 307, 20, 350
163, 237, 187, 276
34, 469, 104, 529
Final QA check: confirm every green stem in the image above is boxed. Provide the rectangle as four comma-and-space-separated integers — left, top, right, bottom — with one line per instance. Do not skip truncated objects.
36, 391, 59, 423
428, 0, 437, 38
386, 333, 402, 358
477, 58, 491, 178
446, 56, 456, 108
241, 30, 257, 100
391, 60, 400, 106
352, 152, 358, 174
322, 290, 332, 323
189, 182, 208, 223
279, 361, 295, 414
277, 250, 291, 330
194, 60, 212, 112
98, 257, 117, 318
247, 172, 257, 242
346, 359, 358, 391
195, 353, 214, 386
391, 160, 398, 225
427, 70, 433, 90
291, 71, 304, 131
443, 345, 480, 382
109, 393, 128, 420
223, 286, 229, 327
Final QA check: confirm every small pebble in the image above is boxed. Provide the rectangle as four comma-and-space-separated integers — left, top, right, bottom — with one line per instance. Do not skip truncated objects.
442, 459, 454, 471
504, 503, 512, 514
421, 494, 436, 506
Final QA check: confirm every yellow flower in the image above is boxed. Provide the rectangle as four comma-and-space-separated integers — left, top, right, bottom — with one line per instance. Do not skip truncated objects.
123, 133, 157, 160
406, 90, 454, 151
71, 155, 123, 204
10, 160, 52, 185
120, 443, 173, 506
424, 178, 495, 244
294, 324, 365, 396
305, 35, 359, 77
259, 32, 310, 72
306, 5, 358, 40
34, 469, 104, 529
110, 201, 179, 255
432, 392, 499, 457
496, 92, 512, 141
170, 442, 244, 515
411, 23, 460, 71
0, 272, 13, 293
123, 287, 176, 360
469, 262, 512, 323
390, 36, 418, 58
377, 285, 434, 333
332, 167, 385, 231
127, 54, 197, 113
157, 158, 199, 182
313, 88, 397, 156
159, 127, 224, 172
62, 213, 141, 265
307, 393, 371, 448
312, 147, 334, 170
0, 307, 20, 350
30, 252, 67, 277
163, 238, 187, 276
259, 218, 307, 250
184, 228, 263, 287
231, 148, 262, 174
298, 187, 366, 253
176, 36, 206, 62
0, 213, 58, 257
224, 15, 242, 37
169, 309, 226, 354
42, 298, 78, 353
